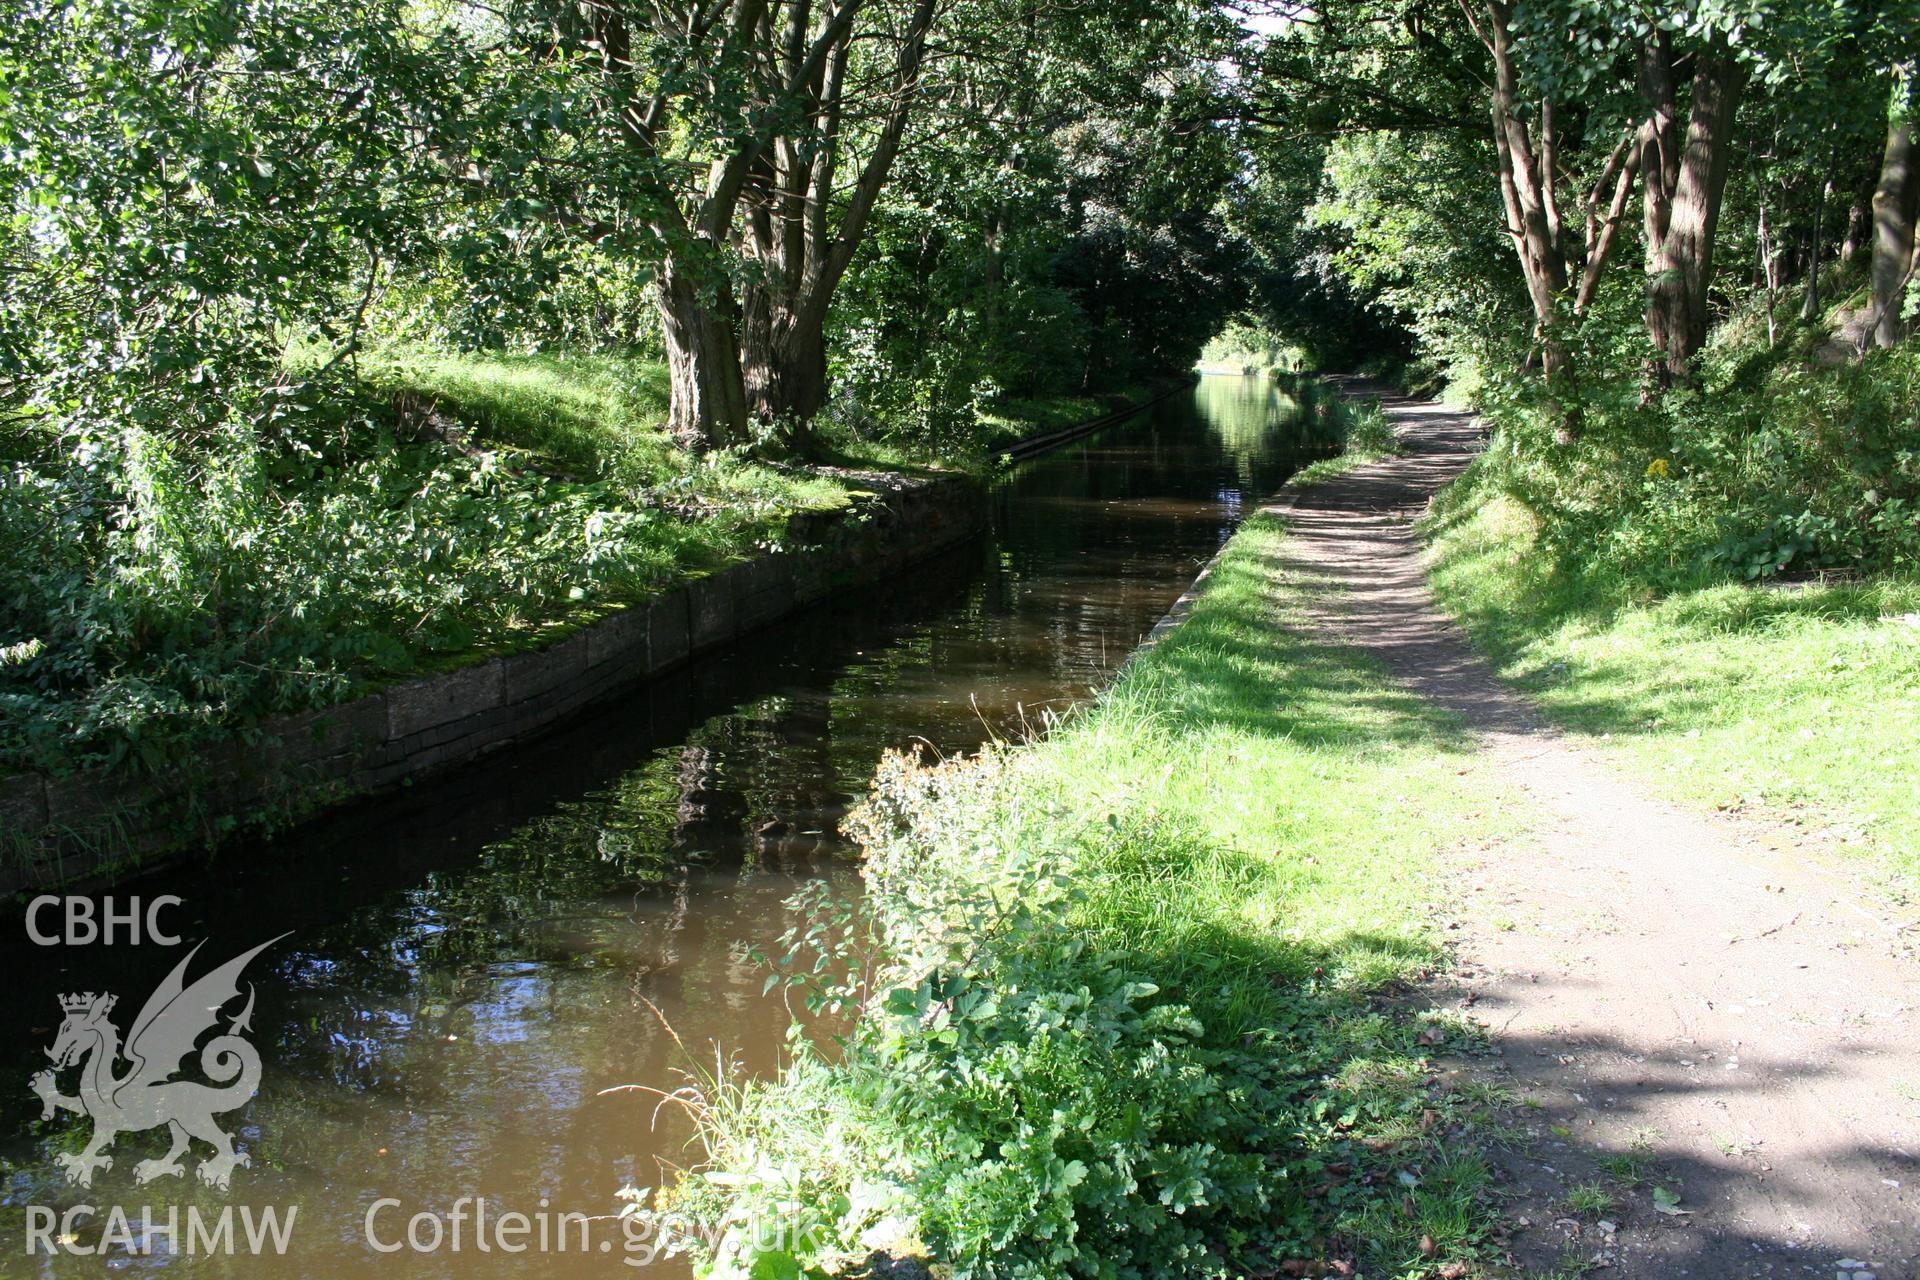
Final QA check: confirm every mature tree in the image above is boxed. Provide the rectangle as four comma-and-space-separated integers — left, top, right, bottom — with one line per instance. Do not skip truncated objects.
729, 0, 942, 436
1633, 26, 1744, 382
1238, 0, 1911, 392
1456, 0, 1644, 383
498, 0, 1234, 452
504, 0, 942, 450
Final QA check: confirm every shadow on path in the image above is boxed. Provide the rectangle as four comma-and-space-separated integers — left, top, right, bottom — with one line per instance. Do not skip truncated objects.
1270, 381, 1920, 1277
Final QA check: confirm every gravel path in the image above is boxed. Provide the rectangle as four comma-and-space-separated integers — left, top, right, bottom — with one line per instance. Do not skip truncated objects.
1275, 382, 1920, 1278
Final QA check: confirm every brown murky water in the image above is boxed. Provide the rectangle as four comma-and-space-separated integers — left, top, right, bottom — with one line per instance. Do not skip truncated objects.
0, 375, 1331, 1276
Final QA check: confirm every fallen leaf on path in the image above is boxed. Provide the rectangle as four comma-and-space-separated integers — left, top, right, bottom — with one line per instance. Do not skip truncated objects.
1650, 1186, 1693, 1216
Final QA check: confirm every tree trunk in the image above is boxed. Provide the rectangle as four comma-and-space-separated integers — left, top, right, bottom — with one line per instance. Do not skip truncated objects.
1757, 196, 1779, 346
1642, 43, 1743, 383
584, 0, 886, 454
1802, 166, 1830, 322
658, 267, 750, 451
1484, 6, 1565, 321
1842, 186, 1872, 265
1870, 66, 1919, 348
1465, 1, 1570, 383
1574, 132, 1640, 314
731, 0, 939, 443
741, 297, 829, 435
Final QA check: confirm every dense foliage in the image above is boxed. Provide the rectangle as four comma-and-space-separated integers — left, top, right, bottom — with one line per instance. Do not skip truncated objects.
8, 0, 1917, 1270
0, 0, 1255, 776
1241, 0, 1920, 589
630, 4, 1920, 1275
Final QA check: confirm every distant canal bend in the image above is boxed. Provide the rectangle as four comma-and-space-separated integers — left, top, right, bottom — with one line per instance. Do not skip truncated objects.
1, 374, 1333, 1277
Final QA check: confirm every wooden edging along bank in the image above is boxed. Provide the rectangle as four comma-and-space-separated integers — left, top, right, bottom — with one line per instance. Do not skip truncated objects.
0, 470, 984, 896
0, 372, 1208, 897
998, 376, 1197, 462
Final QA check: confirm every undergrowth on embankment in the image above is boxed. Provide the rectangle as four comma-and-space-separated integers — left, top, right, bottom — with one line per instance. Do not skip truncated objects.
1421, 338, 1920, 887
638, 512, 1523, 1278
0, 337, 1149, 780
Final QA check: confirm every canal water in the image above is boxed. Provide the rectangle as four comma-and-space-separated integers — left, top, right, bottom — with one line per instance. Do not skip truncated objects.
0, 374, 1334, 1276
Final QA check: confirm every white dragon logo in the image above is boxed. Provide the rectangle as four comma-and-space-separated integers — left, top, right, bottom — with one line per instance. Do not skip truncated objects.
29, 935, 285, 1190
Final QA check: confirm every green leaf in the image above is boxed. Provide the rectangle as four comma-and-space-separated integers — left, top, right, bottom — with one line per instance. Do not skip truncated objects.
748, 1251, 802, 1280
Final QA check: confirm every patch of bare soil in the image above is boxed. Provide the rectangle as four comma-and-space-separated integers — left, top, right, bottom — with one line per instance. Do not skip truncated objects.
1276, 381, 1920, 1278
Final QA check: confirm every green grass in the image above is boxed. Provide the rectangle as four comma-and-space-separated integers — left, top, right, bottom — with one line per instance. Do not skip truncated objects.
1565, 1182, 1617, 1216
652, 508, 1527, 1278
1425, 465, 1920, 888
986, 512, 1513, 991
1597, 1150, 1654, 1188
356, 344, 1177, 476
3, 337, 1184, 779
353, 341, 865, 529
1290, 392, 1403, 488
2, 341, 902, 778
353, 344, 677, 478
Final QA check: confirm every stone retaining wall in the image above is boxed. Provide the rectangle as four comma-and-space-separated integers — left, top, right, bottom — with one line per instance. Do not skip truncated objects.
2, 471, 982, 894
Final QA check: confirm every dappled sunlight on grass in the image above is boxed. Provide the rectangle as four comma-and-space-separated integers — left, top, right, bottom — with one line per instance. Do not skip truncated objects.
1428, 483, 1920, 881
1046, 513, 1507, 996
842, 508, 1517, 1268
0, 342, 898, 774
361, 346, 674, 473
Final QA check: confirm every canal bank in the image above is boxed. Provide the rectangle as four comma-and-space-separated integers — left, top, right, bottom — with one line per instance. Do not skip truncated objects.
1, 470, 985, 895
0, 382, 1220, 899
0, 375, 1340, 1278
647, 389, 1525, 1278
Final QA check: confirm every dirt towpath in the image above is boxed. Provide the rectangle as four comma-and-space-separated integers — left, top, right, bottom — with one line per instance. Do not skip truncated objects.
1273, 381, 1920, 1278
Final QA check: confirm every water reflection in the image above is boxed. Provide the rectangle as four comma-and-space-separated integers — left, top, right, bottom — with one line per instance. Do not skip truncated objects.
0, 374, 1332, 1277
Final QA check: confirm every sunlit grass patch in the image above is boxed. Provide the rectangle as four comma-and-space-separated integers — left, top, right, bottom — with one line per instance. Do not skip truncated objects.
353, 344, 676, 478
1426, 463, 1920, 886
2, 340, 892, 774
1290, 393, 1405, 488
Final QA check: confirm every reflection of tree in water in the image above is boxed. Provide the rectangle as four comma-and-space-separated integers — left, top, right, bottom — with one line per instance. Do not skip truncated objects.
1193, 375, 1330, 491
4, 383, 1350, 1245
262, 686, 855, 1094
247, 383, 1339, 1105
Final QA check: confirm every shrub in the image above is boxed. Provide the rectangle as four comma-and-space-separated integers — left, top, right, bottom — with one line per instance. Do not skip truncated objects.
647, 724, 1492, 1278
1455, 337, 1920, 596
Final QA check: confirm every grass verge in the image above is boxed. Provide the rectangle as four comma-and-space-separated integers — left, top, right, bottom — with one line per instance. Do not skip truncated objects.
640, 505, 1523, 1278
1290, 391, 1403, 488
1424, 454, 1920, 888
